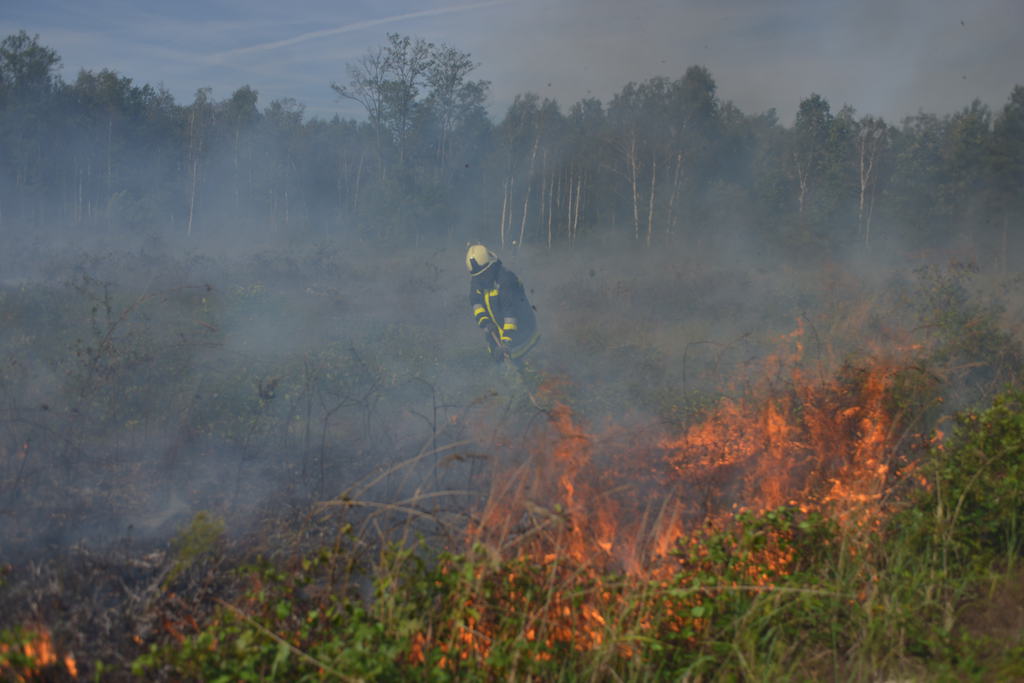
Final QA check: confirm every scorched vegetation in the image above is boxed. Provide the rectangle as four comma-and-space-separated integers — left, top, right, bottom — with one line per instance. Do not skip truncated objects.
1, 244, 1023, 681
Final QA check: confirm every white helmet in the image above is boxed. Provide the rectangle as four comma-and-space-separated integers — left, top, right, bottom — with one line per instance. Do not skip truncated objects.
465, 244, 497, 274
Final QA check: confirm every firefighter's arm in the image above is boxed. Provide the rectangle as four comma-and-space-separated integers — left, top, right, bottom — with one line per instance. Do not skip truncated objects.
474, 304, 499, 335
471, 292, 492, 328
472, 300, 500, 343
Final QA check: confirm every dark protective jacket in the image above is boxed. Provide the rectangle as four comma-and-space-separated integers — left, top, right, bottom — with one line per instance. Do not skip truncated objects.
469, 261, 539, 360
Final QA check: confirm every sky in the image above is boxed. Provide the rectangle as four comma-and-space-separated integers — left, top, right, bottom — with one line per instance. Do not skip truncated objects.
3, 0, 1022, 125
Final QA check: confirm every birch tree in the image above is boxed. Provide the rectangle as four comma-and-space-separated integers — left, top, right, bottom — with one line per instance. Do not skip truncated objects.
992, 86, 1024, 268
0, 31, 62, 226
791, 94, 833, 232
185, 88, 213, 236
331, 45, 390, 178
856, 115, 889, 246
423, 44, 488, 174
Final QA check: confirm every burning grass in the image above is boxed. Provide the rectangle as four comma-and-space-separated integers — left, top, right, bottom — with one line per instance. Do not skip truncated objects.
129, 326, 1024, 680
472, 323, 910, 573
0, 625, 78, 681
409, 325, 924, 675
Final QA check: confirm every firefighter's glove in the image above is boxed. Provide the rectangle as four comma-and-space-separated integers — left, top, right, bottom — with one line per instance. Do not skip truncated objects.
490, 342, 510, 363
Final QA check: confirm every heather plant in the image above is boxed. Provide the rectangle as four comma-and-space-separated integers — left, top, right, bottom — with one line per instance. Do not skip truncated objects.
166, 511, 226, 585
910, 262, 1024, 407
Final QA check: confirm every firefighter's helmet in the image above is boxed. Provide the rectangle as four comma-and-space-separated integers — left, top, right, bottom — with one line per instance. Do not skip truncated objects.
465, 244, 497, 274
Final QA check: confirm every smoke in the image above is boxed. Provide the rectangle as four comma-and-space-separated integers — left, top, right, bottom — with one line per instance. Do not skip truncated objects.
1, 16, 1022, 575
461, 0, 1024, 123
2, 208, 1021, 580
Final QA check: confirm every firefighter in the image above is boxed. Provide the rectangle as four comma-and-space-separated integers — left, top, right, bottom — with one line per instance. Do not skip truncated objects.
466, 244, 539, 365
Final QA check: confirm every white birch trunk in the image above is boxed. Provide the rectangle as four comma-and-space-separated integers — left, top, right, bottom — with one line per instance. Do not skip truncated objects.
646, 153, 657, 247
629, 135, 640, 241
667, 151, 683, 235
572, 173, 583, 246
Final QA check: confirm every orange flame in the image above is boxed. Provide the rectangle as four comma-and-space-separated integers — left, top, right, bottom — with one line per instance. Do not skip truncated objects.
1, 626, 78, 681
452, 324, 915, 665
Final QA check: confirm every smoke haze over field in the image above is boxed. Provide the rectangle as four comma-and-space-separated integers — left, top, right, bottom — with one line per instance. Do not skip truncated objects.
4, 6, 1024, 678
0, 0, 1021, 591
2, 0, 1022, 123
2, 231, 1017, 560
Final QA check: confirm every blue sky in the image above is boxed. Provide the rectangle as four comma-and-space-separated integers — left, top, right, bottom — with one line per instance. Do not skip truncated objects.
3, 0, 1022, 125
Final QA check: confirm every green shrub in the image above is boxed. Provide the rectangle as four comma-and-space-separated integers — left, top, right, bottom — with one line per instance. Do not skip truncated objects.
912, 389, 1024, 567
910, 264, 1024, 408
167, 511, 226, 585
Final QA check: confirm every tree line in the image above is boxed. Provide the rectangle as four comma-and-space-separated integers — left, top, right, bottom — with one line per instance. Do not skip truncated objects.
1, 29, 1022, 259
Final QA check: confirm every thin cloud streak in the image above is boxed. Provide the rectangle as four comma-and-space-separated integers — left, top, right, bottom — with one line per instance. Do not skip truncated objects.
209, 0, 511, 61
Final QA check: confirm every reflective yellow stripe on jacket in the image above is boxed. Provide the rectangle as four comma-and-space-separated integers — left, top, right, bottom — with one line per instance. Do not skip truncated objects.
473, 303, 489, 326
482, 288, 499, 332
